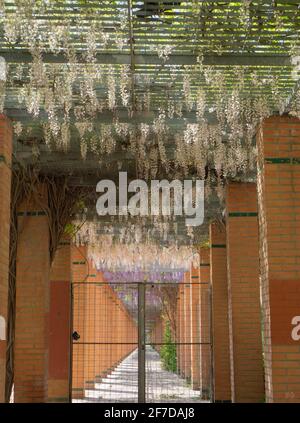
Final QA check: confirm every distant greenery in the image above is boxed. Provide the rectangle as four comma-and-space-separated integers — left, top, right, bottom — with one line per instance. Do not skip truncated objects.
160, 320, 177, 373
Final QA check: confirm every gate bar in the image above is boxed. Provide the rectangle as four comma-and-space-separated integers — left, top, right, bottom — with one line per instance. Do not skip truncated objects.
138, 282, 146, 403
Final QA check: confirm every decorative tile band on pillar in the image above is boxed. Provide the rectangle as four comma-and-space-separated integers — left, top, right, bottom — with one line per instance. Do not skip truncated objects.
0, 114, 12, 403
257, 115, 300, 403
14, 184, 50, 403
226, 182, 264, 403
209, 223, 231, 403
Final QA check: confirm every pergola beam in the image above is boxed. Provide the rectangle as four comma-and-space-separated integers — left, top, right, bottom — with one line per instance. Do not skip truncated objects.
5, 108, 218, 124
0, 51, 292, 67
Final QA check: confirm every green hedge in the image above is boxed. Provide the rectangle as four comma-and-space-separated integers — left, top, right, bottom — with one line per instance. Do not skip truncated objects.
160, 321, 177, 373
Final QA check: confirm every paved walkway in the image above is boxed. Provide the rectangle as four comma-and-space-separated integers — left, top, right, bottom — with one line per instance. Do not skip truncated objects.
74, 346, 207, 403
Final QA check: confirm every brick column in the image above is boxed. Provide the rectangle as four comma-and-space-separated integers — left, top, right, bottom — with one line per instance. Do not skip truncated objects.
0, 115, 12, 403
199, 247, 211, 399
14, 184, 50, 402
102, 283, 113, 378
190, 265, 200, 389
183, 272, 191, 380
257, 116, 300, 402
118, 295, 135, 360
126, 311, 136, 357
115, 294, 126, 362
48, 237, 71, 402
209, 223, 231, 402
226, 182, 264, 403
107, 287, 118, 370
83, 267, 99, 392
94, 275, 107, 381
118, 297, 126, 360
176, 288, 181, 374
152, 316, 163, 352
179, 283, 185, 376
71, 245, 88, 399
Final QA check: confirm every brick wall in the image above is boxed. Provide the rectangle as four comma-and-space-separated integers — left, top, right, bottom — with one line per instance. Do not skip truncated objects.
209, 223, 231, 402
14, 184, 50, 402
226, 182, 264, 402
257, 115, 300, 402
0, 115, 12, 402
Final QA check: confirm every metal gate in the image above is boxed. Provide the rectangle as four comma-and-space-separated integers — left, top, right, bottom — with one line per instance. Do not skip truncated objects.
71, 281, 212, 403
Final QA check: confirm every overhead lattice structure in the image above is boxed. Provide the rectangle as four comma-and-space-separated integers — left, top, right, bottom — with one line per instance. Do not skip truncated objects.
1, 0, 300, 248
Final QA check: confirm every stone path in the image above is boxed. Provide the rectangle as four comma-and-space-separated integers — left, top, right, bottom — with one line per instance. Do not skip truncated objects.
74, 346, 207, 403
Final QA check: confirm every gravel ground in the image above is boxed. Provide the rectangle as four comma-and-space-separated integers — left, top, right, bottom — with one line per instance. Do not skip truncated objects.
73, 346, 208, 403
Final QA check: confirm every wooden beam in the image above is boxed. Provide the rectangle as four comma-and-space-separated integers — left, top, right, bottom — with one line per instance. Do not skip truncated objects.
5, 108, 218, 124
0, 52, 292, 67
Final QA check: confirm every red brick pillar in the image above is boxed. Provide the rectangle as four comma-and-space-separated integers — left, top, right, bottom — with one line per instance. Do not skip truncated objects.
83, 266, 99, 392
114, 295, 122, 365
93, 280, 102, 381
176, 288, 181, 373
71, 245, 88, 399
48, 237, 71, 402
105, 286, 116, 373
161, 318, 165, 353
156, 319, 161, 351
179, 283, 185, 376
118, 299, 126, 360
183, 272, 191, 380
209, 223, 231, 402
257, 116, 300, 402
152, 317, 160, 352
199, 247, 211, 399
116, 294, 129, 363
119, 297, 134, 360
102, 283, 113, 378
0, 115, 12, 403
94, 281, 108, 380
14, 184, 50, 402
107, 287, 118, 370
112, 295, 120, 368
94, 274, 108, 381
153, 317, 164, 353
226, 182, 264, 402
190, 265, 200, 389
127, 311, 135, 356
